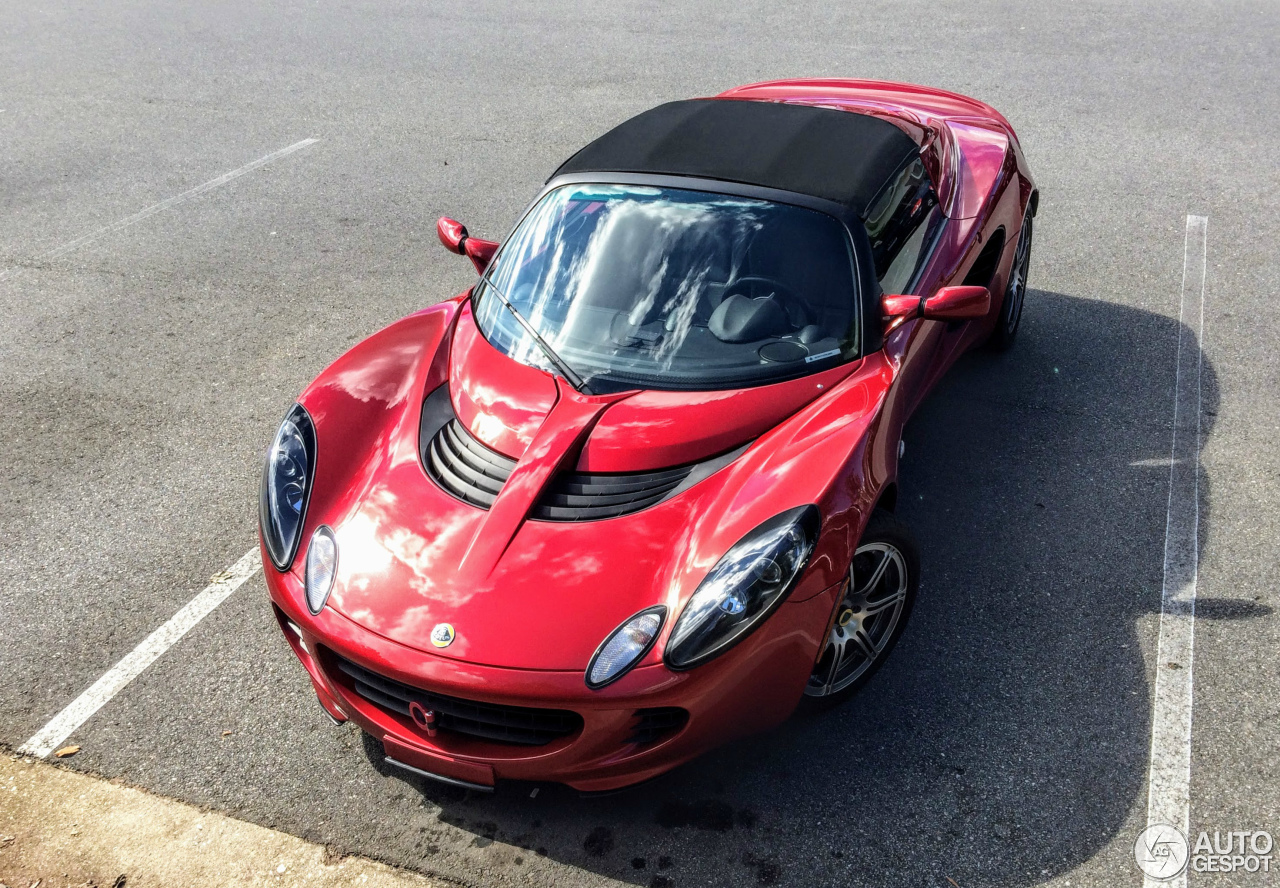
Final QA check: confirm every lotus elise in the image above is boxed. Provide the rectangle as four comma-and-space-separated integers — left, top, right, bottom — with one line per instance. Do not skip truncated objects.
260, 79, 1037, 792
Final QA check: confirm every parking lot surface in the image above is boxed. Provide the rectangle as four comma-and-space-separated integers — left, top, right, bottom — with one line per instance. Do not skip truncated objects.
2, 2, 1277, 886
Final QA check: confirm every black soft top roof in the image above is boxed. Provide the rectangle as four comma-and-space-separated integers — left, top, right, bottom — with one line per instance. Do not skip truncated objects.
552, 98, 920, 217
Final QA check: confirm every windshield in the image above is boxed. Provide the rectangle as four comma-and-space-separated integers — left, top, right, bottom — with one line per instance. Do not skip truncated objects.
472, 184, 861, 392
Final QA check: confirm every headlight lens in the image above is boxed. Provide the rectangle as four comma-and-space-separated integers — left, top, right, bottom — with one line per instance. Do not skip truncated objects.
665, 505, 820, 670
304, 525, 338, 614
586, 606, 666, 689
260, 404, 316, 570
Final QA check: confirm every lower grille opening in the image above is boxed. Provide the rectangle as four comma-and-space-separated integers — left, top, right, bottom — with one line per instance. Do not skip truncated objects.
629, 707, 689, 746
327, 652, 582, 747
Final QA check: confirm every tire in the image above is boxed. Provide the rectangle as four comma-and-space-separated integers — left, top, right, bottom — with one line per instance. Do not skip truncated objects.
986, 208, 1033, 352
799, 509, 920, 710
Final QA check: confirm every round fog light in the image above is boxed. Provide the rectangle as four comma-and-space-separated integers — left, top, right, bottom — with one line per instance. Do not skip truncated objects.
305, 525, 338, 614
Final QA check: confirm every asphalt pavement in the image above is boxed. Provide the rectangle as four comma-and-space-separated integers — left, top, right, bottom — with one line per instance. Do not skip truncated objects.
1, 1, 1277, 886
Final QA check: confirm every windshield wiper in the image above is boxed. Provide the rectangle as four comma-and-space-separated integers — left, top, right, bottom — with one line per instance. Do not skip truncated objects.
477, 274, 592, 394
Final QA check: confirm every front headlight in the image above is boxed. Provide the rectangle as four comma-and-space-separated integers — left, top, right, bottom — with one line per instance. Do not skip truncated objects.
665, 505, 820, 670
260, 404, 316, 570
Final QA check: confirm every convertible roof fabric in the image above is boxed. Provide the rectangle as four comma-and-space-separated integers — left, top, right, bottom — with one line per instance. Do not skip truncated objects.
552, 99, 920, 216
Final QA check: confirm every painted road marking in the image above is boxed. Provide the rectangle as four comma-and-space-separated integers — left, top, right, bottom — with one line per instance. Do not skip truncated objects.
1143, 214, 1208, 888
0, 138, 319, 282
17, 548, 261, 759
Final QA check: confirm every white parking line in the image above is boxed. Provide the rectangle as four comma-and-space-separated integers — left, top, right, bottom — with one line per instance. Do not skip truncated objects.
1143, 214, 1208, 887
0, 138, 319, 282
17, 548, 261, 759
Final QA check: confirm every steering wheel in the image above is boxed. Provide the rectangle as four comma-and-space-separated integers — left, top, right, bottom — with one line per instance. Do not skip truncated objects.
722, 275, 811, 329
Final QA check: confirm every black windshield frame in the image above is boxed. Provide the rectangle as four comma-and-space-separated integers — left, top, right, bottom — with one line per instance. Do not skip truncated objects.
471, 173, 884, 391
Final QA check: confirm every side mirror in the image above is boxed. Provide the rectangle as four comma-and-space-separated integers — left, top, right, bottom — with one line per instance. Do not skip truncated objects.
922, 285, 991, 321
881, 285, 991, 328
436, 217, 499, 274
437, 217, 468, 254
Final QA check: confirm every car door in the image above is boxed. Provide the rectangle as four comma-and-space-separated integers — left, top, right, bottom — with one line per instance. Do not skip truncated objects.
864, 158, 949, 418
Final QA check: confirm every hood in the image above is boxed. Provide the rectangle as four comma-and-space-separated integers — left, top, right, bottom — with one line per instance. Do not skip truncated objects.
305, 300, 878, 671
449, 305, 859, 471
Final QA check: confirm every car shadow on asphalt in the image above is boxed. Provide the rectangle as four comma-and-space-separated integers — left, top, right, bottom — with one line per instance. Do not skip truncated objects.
362, 289, 1249, 887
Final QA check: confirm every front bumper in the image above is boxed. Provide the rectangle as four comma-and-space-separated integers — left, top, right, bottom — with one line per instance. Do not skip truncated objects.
264, 542, 839, 792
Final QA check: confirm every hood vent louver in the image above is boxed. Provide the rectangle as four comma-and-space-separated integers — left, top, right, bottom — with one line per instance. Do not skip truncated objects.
419, 385, 748, 519
530, 465, 693, 521
526, 443, 748, 522
420, 383, 518, 509
425, 419, 517, 509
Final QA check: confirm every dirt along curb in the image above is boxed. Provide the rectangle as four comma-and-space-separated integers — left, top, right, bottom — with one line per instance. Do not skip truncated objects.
0, 754, 448, 887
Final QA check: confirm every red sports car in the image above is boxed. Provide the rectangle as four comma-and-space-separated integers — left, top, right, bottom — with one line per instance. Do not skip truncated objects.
260, 79, 1037, 793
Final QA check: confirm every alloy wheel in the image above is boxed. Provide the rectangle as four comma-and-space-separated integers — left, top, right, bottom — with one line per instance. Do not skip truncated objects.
804, 541, 910, 697
1005, 212, 1033, 335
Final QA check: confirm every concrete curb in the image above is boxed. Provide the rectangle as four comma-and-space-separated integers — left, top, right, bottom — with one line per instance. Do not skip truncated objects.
0, 755, 449, 888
